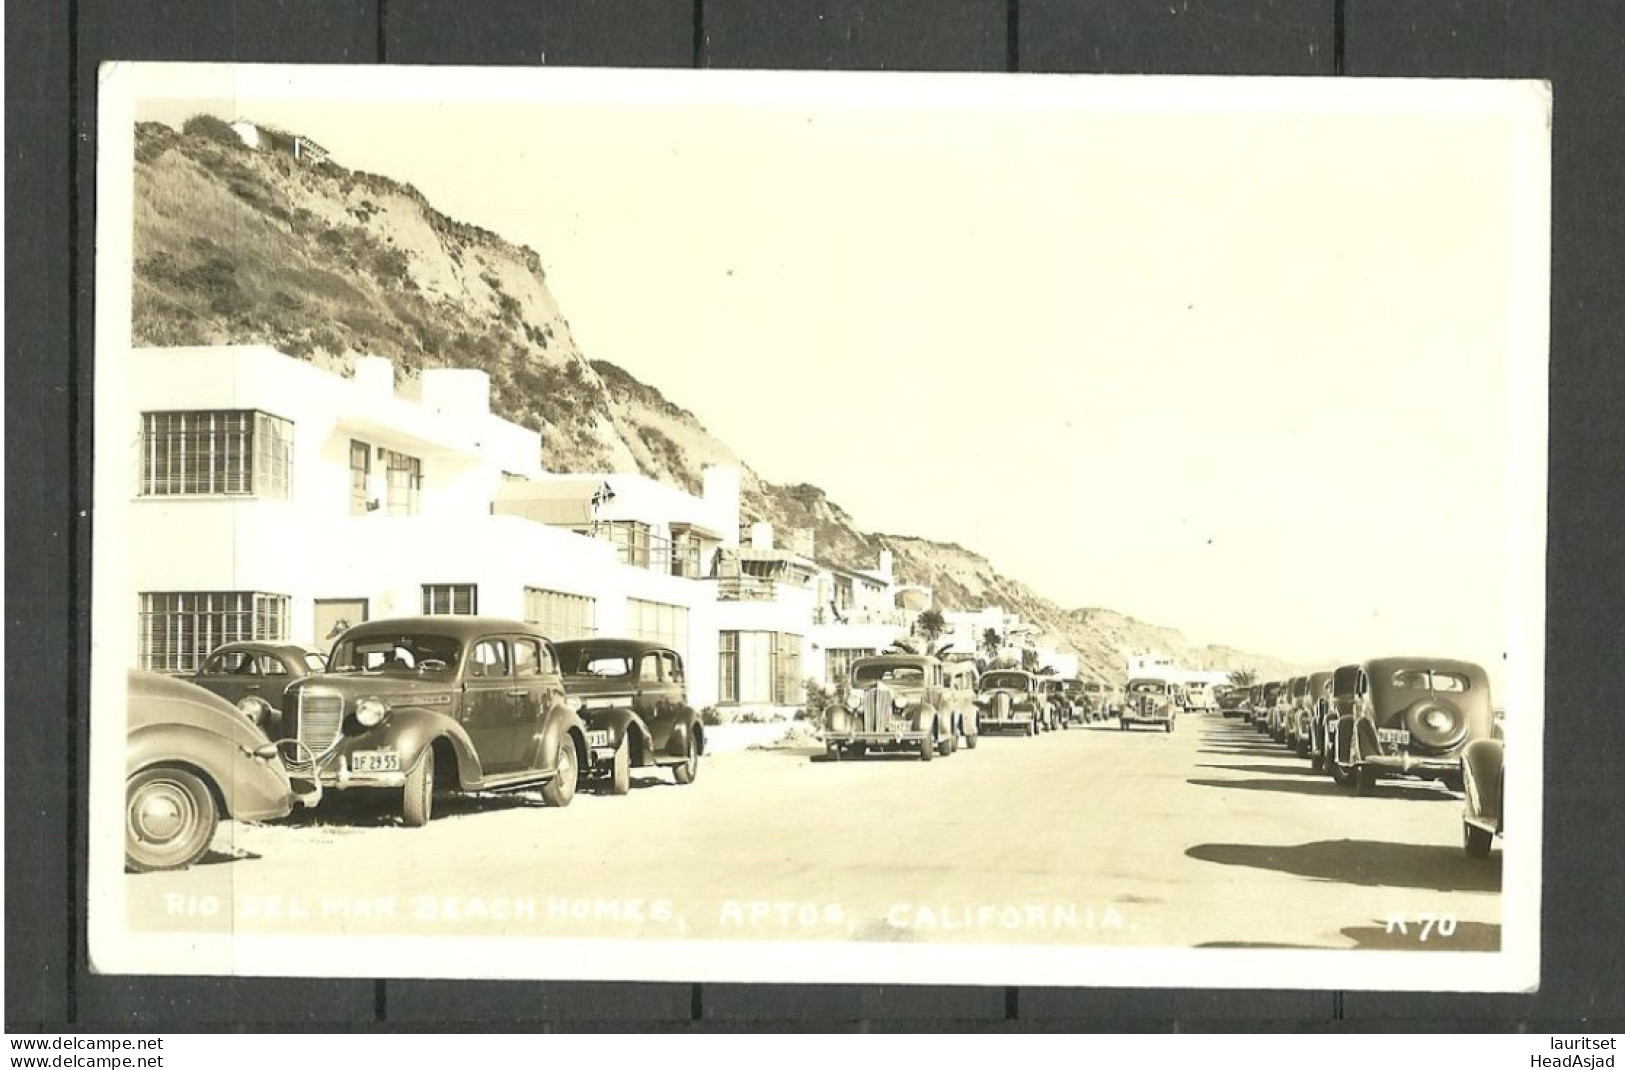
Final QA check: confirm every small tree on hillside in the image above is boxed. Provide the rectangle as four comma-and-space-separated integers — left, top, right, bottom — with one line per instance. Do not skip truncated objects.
980, 628, 1003, 663
1228, 668, 1259, 688
1021, 648, 1041, 673
915, 609, 946, 645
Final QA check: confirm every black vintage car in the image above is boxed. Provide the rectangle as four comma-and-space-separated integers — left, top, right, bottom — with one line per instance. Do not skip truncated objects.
552, 638, 705, 793
1461, 734, 1505, 858
187, 641, 329, 734
1120, 677, 1175, 733
1326, 657, 1494, 795
1255, 681, 1284, 732
1217, 687, 1251, 719
826, 653, 976, 760
282, 617, 588, 826
974, 669, 1046, 736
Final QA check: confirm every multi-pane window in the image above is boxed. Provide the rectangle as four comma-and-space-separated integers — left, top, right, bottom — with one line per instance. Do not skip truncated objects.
348, 440, 371, 515
138, 591, 289, 673
596, 520, 670, 573
626, 598, 689, 654
422, 584, 477, 615
384, 450, 421, 516
140, 410, 292, 497
718, 630, 802, 704
824, 647, 875, 686
524, 587, 596, 640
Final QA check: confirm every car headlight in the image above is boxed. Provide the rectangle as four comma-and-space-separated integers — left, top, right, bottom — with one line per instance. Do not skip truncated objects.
893, 697, 909, 712
355, 697, 390, 727
235, 696, 265, 724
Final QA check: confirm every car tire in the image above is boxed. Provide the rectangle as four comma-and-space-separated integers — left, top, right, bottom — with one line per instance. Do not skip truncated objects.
126, 766, 219, 873
1463, 821, 1494, 859
541, 738, 579, 806
1354, 762, 1378, 796
402, 746, 434, 827
672, 733, 700, 784
1164, 720, 1173, 734
1026, 718, 1037, 737
608, 735, 631, 795
965, 729, 978, 750
919, 732, 935, 762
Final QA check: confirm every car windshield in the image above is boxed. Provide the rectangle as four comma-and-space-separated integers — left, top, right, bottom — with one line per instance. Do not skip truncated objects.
1391, 669, 1470, 693
854, 664, 926, 687
980, 672, 1030, 691
1128, 680, 1166, 694
329, 634, 461, 674
303, 652, 328, 673
560, 650, 634, 677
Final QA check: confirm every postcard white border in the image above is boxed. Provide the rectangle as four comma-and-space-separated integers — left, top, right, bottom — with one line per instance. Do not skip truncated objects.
89, 62, 1549, 992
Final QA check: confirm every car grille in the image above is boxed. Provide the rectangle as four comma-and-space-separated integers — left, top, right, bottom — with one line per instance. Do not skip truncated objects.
297, 691, 345, 755
860, 687, 889, 733
991, 692, 1011, 720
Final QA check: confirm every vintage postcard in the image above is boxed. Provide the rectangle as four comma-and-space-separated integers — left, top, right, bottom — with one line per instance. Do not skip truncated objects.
90, 63, 1549, 989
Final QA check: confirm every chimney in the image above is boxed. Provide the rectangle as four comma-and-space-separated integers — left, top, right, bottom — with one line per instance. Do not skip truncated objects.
749, 521, 774, 550
878, 549, 895, 582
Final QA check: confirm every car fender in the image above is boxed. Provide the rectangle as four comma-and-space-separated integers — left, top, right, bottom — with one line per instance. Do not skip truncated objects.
1354, 715, 1382, 759
665, 713, 705, 759
911, 704, 940, 737
532, 704, 588, 776
580, 705, 654, 766
127, 723, 287, 820
1461, 738, 1505, 831
371, 707, 481, 788
1333, 715, 1356, 763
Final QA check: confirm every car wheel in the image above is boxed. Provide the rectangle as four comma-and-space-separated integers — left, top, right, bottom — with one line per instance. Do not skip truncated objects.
919, 732, 935, 762
1164, 720, 1173, 734
608, 734, 631, 795
942, 728, 957, 756
126, 766, 219, 873
1025, 718, 1036, 737
1119, 719, 1128, 731
1463, 821, 1494, 859
1354, 762, 1378, 796
965, 729, 978, 750
541, 738, 579, 806
672, 733, 700, 784
402, 746, 434, 827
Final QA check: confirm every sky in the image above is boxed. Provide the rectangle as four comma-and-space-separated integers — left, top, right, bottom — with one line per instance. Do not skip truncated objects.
128, 67, 1549, 679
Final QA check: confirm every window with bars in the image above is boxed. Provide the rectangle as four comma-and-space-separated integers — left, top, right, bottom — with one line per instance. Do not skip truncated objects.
626, 598, 689, 655
718, 630, 802, 704
348, 439, 371, 515
422, 584, 477, 615
140, 410, 292, 497
524, 587, 596, 640
824, 647, 876, 686
138, 591, 290, 673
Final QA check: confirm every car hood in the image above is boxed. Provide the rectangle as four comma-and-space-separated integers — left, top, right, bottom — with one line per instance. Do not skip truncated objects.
127, 669, 272, 750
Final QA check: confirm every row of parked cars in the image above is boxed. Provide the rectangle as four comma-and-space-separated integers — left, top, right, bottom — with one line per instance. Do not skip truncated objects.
125, 617, 706, 872
1219, 658, 1506, 858
821, 658, 1142, 760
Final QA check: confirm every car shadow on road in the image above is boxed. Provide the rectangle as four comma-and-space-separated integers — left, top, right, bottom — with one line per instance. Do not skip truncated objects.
1186, 776, 1455, 801
1196, 762, 1326, 778
1185, 839, 1503, 893
1198, 746, 1300, 760
273, 790, 543, 828
1339, 920, 1501, 952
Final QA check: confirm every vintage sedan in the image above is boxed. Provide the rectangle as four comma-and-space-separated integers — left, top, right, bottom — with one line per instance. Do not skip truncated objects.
126, 669, 307, 872
1326, 657, 1494, 795
1255, 681, 1285, 732
187, 641, 328, 734
1320, 664, 1360, 775
1296, 670, 1334, 760
281, 617, 588, 826
1039, 678, 1075, 729
974, 669, 1046, 736
1217, 687, 1251, 719
825, 653, 976, 760
1120, 677, 1175, 733
1063, 679, 1108, 723
553, 638, 705, 793
1461, 735, 1504, 858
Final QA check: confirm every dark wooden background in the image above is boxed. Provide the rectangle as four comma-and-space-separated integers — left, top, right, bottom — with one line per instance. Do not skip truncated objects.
7, 0, 1622, 1031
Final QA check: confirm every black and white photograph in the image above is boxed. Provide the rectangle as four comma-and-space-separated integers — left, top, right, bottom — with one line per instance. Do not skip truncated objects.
90, 63, 1549, 990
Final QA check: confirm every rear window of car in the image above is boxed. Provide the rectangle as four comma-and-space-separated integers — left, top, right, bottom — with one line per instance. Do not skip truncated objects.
854, 664, 925, 687
981, 672, 1031, 691
578, 654, 634, 678
1390, 669, 1470, 692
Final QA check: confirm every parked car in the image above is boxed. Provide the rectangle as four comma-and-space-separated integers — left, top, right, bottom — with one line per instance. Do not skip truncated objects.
975, 669, 1046, 736
1326, 657, 1494, 795
1460, 736, 1504, 858
1271, 676, 1304, 742
1297, 670, 1334, 760
1183, 682, 1218, 714
281, 616, 587, 826
126, 669, 308, 872
1217, 687, 1251, 719
1039, 678, 1075, 729
1066, 679, 1109, 722
825, 653, 976, 760
1320, 664, 1360, 775
1256, 681, 1284, 732
552, 638, 705, 793
186, 641, 328, 734
1120, 677, 1175, 733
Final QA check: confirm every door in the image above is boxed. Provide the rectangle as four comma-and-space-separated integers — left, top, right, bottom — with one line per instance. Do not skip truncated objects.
461, 638, 523, 773
314, 598, 368, 651
508, 637, 559, 769
640, 650, 681, 751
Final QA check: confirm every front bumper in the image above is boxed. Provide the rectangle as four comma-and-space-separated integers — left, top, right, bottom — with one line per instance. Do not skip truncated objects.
1362, 750, 1461, 776
828, 729, 929, 748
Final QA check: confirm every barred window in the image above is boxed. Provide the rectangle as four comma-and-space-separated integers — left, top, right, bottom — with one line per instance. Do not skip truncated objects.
524, 587, 596, 640
718, 631, 739, 704
422, 584, 477, 615
775, 632, 803, 705
627, 598, 689, 655
139, 591, 290, 673
140, 410, 292, 497
824, 647, 876, 686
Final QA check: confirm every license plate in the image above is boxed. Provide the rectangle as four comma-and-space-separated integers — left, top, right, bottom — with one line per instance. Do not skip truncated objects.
586, 730, 610, 748
349, 750, 400, 773
1377, 728, 1411, 746
889, 719, 911, 732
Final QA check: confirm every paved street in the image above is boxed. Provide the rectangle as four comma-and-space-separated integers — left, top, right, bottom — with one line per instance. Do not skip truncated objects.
127, 714, 1500, 951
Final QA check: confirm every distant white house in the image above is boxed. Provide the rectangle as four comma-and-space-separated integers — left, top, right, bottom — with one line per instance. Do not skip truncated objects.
229, 120, 331, 166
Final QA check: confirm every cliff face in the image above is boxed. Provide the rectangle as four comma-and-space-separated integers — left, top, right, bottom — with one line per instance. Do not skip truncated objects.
130, 115, 1298, 683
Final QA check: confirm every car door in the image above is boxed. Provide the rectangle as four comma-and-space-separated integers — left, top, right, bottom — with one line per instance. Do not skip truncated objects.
638, 650, 677, 751
461, 637, 523, 773
508, 636, 558, 770
194, 649, 255, 706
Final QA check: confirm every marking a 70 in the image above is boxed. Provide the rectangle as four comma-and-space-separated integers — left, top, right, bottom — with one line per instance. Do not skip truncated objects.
1383, 912, 1458, 941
